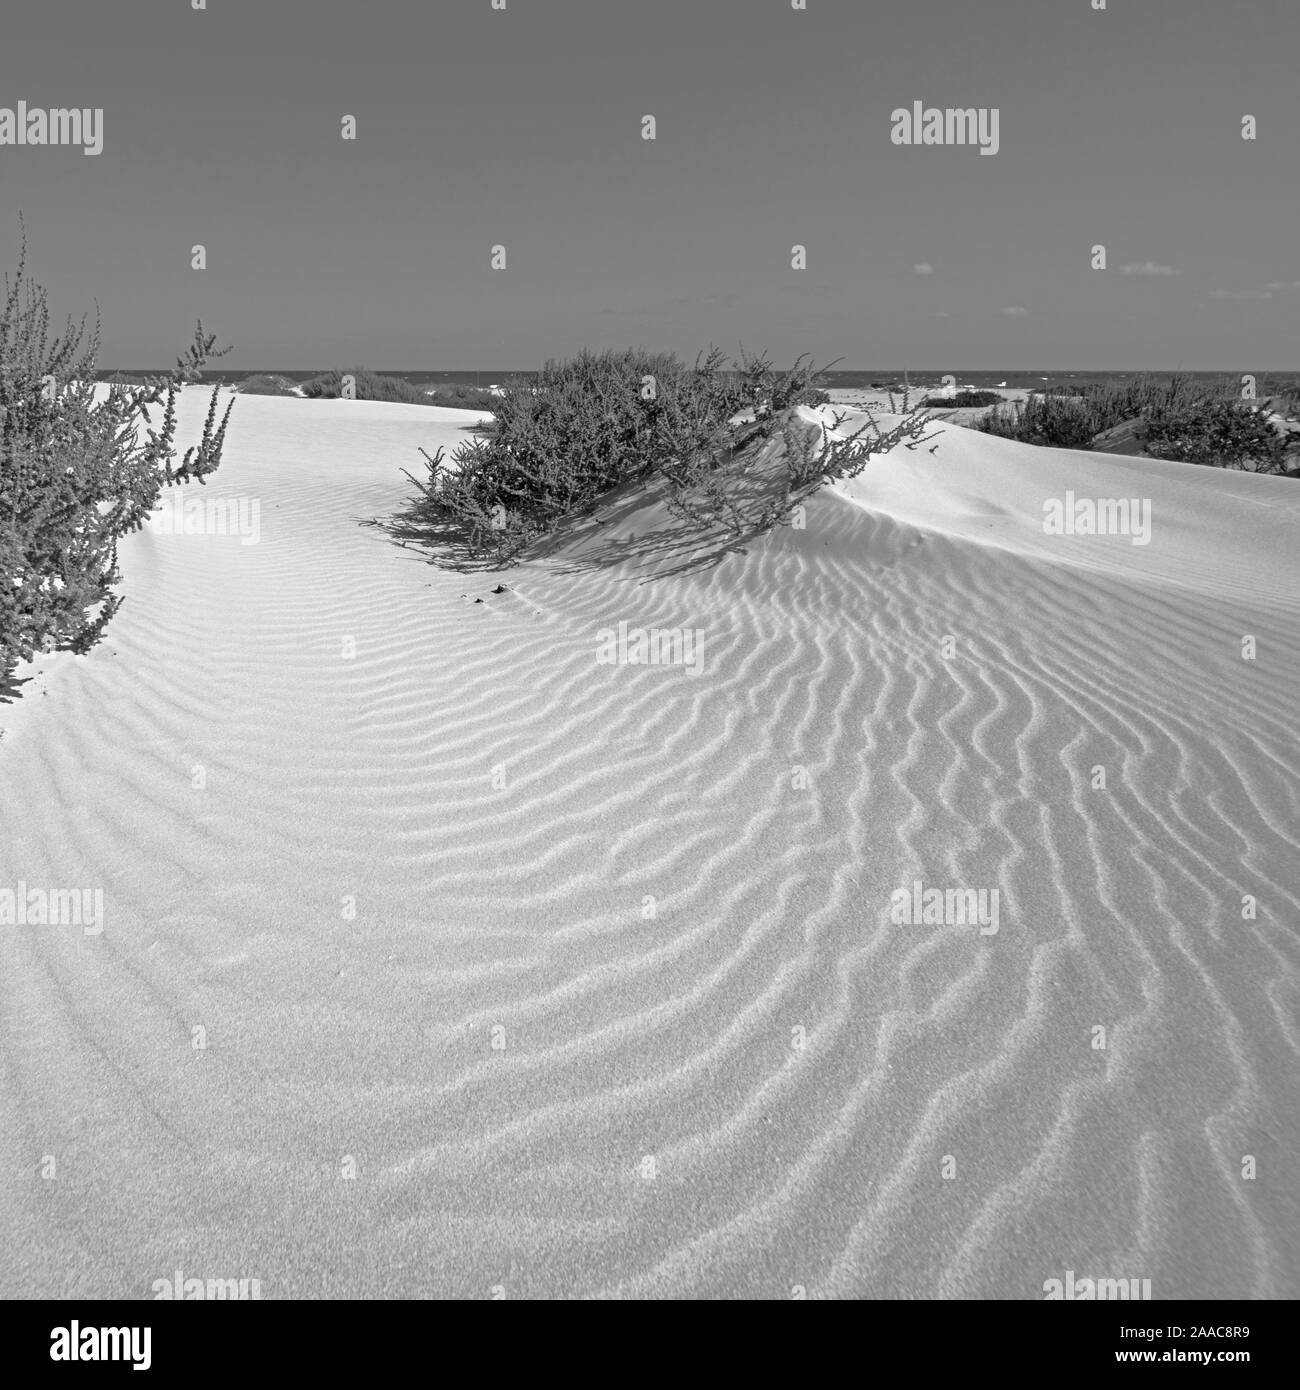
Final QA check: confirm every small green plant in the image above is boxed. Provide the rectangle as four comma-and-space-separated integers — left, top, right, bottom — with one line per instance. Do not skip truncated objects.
885, 377, 921, 413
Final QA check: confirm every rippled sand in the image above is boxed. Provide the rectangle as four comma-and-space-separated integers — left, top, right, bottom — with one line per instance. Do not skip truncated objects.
1, 389, 1297, 1298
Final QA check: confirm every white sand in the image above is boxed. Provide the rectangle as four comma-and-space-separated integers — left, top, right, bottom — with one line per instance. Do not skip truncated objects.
1, 389, 1297, 1299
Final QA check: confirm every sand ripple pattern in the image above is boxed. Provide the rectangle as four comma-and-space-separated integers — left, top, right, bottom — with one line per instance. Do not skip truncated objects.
1, 394, 1297, 1298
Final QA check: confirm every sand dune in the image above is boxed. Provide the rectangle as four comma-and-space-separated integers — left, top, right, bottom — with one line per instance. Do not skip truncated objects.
1, 389, 1297, 1299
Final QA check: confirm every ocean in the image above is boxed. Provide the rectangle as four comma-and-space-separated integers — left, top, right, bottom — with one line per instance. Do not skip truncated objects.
96, 368, 1299, 394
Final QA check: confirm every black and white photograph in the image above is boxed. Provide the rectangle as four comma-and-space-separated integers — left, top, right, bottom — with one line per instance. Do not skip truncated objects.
0, 0, 1296, 1341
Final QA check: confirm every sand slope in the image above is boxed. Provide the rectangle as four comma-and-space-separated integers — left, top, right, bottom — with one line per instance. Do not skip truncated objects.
1, 390, 1297, 1299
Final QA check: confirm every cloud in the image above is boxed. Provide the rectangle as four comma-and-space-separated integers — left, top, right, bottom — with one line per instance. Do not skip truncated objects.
911, 263, 934, 276
1120, 262, 1177, 277
663, 292, 740, 309
1204, 279, 1300, 301
1000, 305, 1027, 317
600, 291, 742, 316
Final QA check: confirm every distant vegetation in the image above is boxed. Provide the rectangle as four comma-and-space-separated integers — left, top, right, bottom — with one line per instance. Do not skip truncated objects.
922, 389, 1003, 408
423, 383, 498, 411
977, 392, 1097, 450
238, 373, 300, 396
296, 374, 500, 411
300, 367, 431, 405
1, 220, 233, 688
392, 347, 930, 565
977, 373, 1297, 473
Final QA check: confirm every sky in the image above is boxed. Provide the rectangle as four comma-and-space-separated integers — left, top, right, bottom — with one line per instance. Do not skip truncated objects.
1, 0, 1297, 371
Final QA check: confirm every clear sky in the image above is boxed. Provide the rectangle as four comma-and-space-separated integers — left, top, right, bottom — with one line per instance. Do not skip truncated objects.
1, 0, 1296, 370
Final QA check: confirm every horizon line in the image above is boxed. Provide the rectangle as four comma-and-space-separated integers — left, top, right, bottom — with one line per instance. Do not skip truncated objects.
94, 365, 1300, 375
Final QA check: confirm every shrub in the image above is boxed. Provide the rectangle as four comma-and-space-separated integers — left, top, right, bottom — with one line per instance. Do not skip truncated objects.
1279, 380, 1300, 413
424, 384, 499, 411
238, 373, 300, 396
1142, 399, 1290, 473
921, 389, 1003, 408
1, 220, 233, 687
730, 350, 836, 416
400, 348, 730, 559
977, 393, 1097, 449
1080, 373, 1232, 433
300, 367, 430, 404
394, 347, 933, 564
975, 373, 1293, 470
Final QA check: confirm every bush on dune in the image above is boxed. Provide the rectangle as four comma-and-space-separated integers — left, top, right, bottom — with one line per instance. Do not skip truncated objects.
300, 367, 430, 405
402, 348, 730, 559
423, 383, 499, 411
1085, 373, 1231, 430
975, 373, 1295, 470
395, 347, 933, 564
1, 220, 233, 687
238, 373, 300, 396
977, 392, 1097, 449
921, 389, 1003, 408
1141, 399, 1290, 474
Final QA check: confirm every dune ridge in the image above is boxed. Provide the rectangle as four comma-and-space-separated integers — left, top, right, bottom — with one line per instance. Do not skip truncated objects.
1, 390, 1297, 1298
